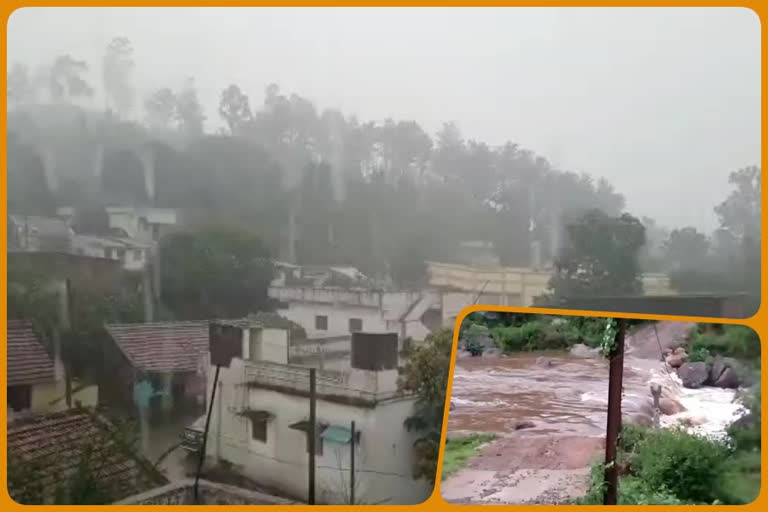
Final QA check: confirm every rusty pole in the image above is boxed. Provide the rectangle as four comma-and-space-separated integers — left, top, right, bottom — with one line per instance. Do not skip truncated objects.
603, 318, 626, 505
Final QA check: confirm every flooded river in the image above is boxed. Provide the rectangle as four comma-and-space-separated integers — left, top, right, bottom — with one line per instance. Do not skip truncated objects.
442, 322, 748, 504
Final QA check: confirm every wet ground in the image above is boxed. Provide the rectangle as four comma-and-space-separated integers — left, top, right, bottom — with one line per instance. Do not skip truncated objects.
139, 410, 201, 481
441, 321, 743, 504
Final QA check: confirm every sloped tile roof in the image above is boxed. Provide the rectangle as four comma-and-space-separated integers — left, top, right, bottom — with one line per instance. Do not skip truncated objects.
104, 321, 210, 373
7, 320, 56, 386
7, 408, 167, 504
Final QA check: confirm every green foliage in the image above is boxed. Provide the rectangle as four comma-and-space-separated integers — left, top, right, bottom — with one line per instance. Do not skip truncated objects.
489, 315, 607, 352
715, 450, 761, 505
688, 345, 711, 363
464, 323, 489, 356
160, 228, 273, 319
689, 324, 760, 361
546, 210, 646, 299
399, 329, 453, 484
441, 434, 496, 480
631, 428, 729, 503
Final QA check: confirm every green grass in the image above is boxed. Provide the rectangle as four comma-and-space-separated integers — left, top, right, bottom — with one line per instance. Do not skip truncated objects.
441, 434, 496, 480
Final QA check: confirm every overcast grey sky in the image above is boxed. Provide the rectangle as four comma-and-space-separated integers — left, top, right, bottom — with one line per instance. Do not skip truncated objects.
7, 7, 761, 230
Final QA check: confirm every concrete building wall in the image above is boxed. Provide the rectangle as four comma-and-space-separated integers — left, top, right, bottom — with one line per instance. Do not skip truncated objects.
277, 302, 392, 339
29, 380, 99, 413
207, 359, 429, 505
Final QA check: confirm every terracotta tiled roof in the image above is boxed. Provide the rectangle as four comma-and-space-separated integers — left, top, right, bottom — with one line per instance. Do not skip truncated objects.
105, 321, 210, 373
7, 320, 56, 386
7, 408, 167, 504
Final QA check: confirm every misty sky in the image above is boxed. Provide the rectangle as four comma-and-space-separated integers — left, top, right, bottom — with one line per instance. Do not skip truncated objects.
7, 7, 761, 231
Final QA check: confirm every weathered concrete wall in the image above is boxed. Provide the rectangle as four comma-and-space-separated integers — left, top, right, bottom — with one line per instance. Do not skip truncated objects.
114, 479, 298, 504
206, 359, 430, 505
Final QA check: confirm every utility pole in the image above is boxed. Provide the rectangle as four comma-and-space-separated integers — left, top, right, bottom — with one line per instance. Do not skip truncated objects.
350, 420, 356, 505
603, 318, 626, 505
64, 279, 74, 408
308, 368, 317, 505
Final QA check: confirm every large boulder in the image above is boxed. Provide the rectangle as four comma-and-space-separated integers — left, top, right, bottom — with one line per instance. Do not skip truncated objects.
677, 362, 709, 389
658, 397, 686, 415
715, 367, 741, 389
570, 343, 600, 358
666, 351, 688, 368
710, 355, 727, 384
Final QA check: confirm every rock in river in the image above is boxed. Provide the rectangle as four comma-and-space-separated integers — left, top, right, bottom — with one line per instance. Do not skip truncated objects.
714, 367, 741, 389
677, 362, 709, 389
570, 343, 600, 358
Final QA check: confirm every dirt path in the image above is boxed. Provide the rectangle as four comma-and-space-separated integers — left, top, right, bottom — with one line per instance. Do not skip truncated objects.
441, 435, 604, 504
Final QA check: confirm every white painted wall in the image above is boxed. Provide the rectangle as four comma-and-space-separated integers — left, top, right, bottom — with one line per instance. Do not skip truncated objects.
270, 287, 446, 341
277, 302, 392, 339
207, 358, 430, 505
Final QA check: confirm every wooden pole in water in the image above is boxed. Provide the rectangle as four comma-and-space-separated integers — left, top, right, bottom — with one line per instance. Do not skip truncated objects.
603, 318, 626, 505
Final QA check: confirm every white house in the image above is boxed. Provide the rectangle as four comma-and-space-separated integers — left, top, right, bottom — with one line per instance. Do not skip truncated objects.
71, 234, 154, 272
205, 326, 432, 505
268, 286, 447, 342
57, 206, 177, 242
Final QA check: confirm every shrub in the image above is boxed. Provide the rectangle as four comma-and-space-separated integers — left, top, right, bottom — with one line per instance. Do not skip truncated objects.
617, 477, 688, 505
633, 428, 728, 503
689, 325, 760, 361
618, 423, 648, 454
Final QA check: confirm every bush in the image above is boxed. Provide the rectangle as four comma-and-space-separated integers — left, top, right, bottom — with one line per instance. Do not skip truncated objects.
617, 477, 688, 505
463, 323, 490, 356
689, 325, 760, 361
618, 423, 648, 454
633, 428, 729, 503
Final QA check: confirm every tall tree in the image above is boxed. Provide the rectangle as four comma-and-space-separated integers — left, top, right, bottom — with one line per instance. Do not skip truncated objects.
7, 62, 38, 108
144, 88, 177, 131
218, 84, 252, 136
715, 166, 761, 239
102, 37, 135, 117
546, 210, 646, 299
48, 55, 94, 102
159, 228, 273, 319
663, 227, 710, 271
174, 78, 205, 138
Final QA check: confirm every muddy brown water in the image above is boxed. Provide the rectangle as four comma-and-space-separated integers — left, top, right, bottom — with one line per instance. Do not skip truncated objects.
448, 352, 654, 437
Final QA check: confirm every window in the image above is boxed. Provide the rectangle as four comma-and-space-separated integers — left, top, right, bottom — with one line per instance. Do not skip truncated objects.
116, 248, 126, 260
132, 249, 142, 260
315, 315, 328, 331
349, 318, 363, 333
8, 385, 31, 412
251, 418, 268, 442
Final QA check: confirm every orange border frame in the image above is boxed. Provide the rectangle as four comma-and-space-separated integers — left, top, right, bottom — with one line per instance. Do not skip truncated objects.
2, 4, 765, 510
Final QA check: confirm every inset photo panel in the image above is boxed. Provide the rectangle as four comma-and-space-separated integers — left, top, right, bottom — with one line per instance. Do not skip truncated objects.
440, 309, 761, 505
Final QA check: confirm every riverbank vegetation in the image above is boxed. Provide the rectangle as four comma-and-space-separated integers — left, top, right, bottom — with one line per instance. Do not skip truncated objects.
459, 312, 644, 355
441, 434, 497, 480
575, 375, 761, 505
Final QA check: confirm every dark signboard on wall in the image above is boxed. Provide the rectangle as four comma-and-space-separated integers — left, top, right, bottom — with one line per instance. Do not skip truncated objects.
209, 322, 243, 367
351, 332, 398, 371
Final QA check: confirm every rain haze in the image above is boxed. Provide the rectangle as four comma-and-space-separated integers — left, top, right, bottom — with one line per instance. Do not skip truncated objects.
5, 6, 763, 506
7, 6, 761, 230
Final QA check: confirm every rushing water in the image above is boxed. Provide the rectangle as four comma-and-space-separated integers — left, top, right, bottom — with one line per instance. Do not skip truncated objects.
449, 343, 746, 440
